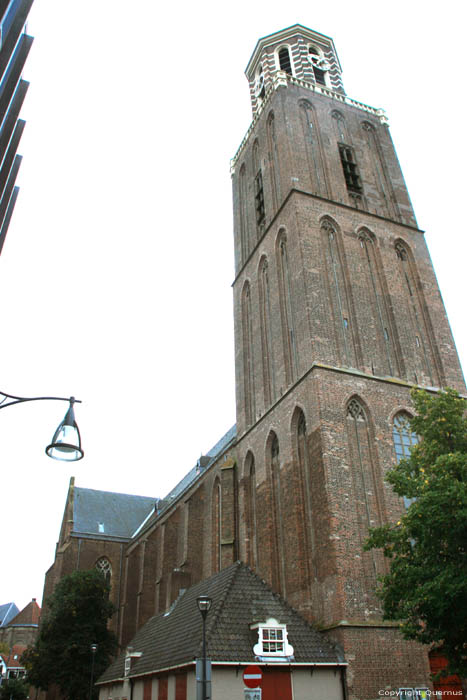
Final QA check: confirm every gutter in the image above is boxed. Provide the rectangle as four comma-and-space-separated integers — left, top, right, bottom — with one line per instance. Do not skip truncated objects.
96, 659, 347, 685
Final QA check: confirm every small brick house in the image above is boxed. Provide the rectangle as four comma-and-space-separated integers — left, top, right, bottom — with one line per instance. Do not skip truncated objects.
0, 644, 27, 681
96, 562, 346, 700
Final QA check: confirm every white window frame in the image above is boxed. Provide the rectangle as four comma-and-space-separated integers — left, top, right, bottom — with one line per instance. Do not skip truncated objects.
274, 44, 296, 77
251, 617, 294, 658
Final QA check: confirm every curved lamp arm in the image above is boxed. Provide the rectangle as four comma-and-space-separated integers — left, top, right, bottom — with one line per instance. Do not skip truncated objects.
0, 390, 82, 409
0, 390, 84, 462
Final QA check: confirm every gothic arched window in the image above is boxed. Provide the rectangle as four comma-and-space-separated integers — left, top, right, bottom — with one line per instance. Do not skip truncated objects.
278, 46, 292, 75
298, 100, 328, 197
321, 219, 358, 368
259, 258, 276, 406
346, 398, 384, 590
267, 112, 280, 210
395, 241, 441, 386
362, 121, 398, 220
245, 452, 257, 567
346, 397, 383, 532
393, 412, 419, 509
358, 230, 399, 377
269, 432, 284, 593
95, 557, 112, 585
239, 164, 248, 263
331, 110, 347, 142
242, 282, 256, 426
393, 412, 419, 462
296, 409, 314, 586
212, 478, 222, 572
308, 46, 327, 86
277, 234, 297, 384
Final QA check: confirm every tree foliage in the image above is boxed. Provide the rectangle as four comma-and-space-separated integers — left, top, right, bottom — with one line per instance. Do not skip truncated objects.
22, 570, 118, 700
365, 388, 467, 677
0, 678, 29, 700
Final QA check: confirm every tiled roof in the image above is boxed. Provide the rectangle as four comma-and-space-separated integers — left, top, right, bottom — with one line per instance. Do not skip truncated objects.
0, 645, 27, 668
9, 599, 41, 626
73, 487, 158, 539
98, 562, 340, 684
0, 602, 19, 627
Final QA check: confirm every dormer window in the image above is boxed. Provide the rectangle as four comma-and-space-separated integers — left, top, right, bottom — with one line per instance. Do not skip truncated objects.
278, 47, 292, 75
251, 618, 294, 658
262, 627, 284, 653
124, 648, 142, 677
308, 46, 329, 86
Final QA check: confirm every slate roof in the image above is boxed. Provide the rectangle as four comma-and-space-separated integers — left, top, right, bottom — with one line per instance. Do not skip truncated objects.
8, 599, 41, 626
98, 562, 341, 684
161, 425, 236, 507
0, 602, 19, 627
205, 425, 236, 459
73, 487, 158, 539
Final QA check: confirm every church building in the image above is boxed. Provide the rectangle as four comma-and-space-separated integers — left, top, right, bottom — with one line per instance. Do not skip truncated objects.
44, 25, 466, 700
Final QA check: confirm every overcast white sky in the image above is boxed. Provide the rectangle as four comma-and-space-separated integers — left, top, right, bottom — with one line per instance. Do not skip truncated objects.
0, 0, 465, 611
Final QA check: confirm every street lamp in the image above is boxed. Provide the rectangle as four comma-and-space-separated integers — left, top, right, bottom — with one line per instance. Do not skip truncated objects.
89, 643, 98, 700
197, 595, 212, 700
0, 389, 84, 461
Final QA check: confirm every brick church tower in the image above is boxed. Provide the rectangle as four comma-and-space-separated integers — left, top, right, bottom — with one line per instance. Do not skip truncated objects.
230, 24, 465, 698
45, 24, 466, 700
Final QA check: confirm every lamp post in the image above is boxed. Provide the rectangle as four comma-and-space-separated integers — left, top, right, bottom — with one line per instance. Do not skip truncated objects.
89, 643, 98, 700
0, 390, 84, 461
197, 595, 212, 700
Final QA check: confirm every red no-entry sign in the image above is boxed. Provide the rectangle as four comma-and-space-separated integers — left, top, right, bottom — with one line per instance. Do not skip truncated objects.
243, 665, 262, 688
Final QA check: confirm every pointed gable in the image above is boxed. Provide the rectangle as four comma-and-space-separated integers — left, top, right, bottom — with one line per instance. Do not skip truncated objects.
73, 486, 158, 540
8, 599, 41, 626
98, 562, 340, 684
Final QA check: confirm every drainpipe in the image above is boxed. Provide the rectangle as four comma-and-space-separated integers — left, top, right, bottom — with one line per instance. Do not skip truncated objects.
340, 667, 349, 700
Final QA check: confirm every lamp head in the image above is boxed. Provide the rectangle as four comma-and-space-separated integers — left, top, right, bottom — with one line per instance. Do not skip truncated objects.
46, 397, 84, 462
196, 595, 212, 619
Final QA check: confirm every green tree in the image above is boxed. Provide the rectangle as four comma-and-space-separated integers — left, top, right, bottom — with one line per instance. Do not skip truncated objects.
22, 570, 118, 700
365, 388, 467, 680
0, 678, 29, 700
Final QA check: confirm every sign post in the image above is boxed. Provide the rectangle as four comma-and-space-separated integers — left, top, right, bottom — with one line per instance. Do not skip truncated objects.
243, 665, 262, 700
